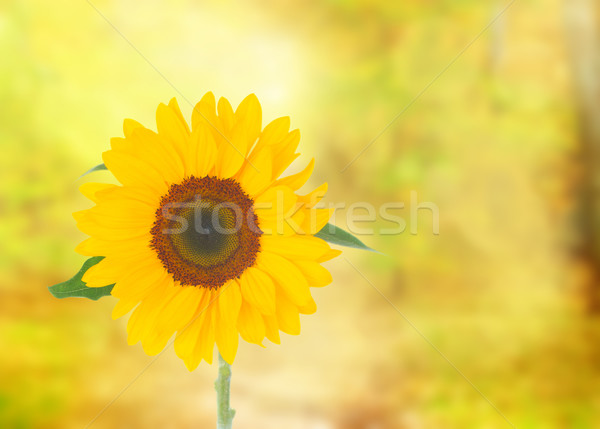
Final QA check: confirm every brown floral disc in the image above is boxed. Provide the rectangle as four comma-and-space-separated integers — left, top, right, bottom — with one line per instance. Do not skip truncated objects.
150, 176, 262, 289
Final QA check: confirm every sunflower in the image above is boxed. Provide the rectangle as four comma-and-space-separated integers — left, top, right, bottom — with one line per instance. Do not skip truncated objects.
73, 93, 341, 370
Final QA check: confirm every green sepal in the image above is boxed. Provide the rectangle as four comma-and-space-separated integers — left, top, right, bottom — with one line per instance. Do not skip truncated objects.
48, 256, 114, 300
315, 223, 377, 252
78, 163, 107, 180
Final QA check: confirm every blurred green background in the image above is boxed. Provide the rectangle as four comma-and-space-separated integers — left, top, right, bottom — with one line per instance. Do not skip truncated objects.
3, 0, 600, 427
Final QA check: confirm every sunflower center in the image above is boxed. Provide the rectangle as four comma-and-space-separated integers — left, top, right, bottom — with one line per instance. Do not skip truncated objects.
150, 176, 262, 289
170, 202, 239, 267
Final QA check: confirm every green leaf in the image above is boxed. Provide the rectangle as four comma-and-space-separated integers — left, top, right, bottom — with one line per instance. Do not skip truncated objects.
78, 163, 107, 180
48, 257, 114, 300
315, 223, 377, 252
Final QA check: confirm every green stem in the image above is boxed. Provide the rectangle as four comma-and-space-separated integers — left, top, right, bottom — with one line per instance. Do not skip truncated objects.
215, 353, 235, 429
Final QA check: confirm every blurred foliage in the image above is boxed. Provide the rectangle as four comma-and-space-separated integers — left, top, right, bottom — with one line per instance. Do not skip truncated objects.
2, 0, 600, 428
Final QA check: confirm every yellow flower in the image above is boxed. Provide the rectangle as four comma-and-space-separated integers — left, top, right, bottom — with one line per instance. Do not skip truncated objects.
74, 93, 341, 370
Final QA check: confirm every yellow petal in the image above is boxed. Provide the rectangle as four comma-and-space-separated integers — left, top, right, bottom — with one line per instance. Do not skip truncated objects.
75, 235, 152, 257
239, 267, 276, 315
316, 248, 342, 263
136, 286, 201, 356
75, 214, 150, 241
215, 320, 239, 364
260, 235, 330, 260
259, 209, 305, 237
141, 287, 187, 351
156, 102, 191, 174
82, 253, 154, 286
256, 251, 312, 306
153, 286, 202, 335
102, 150, 168, 195
112, 298, 139, 319
292, 259, 333, 287
108, 257, 167, 300
168, 98, 190, 134
78, 212, 152, 231
95, 184, 161, 208
189, 124, 217, 177
111, 129, 185, 185
126, 305, 150, 346
178, 290, 217, 367
83, 199, 155, 228
217, 97, 235, 133
272, 129, 300, 178
110, 136, 129, 152
129, 127, 186, 185
234, 93, 262, 146
236, 148, 273, 197
298, 207, 333, 235
141, 330, 174, 356
79, 183, 117, 203
191, 92, 218, 131
275, 158, 314, 190
92, 249, 155, 274
258, 116, 290, 147
237, 300, 265, 345
254, 185, 298, 224
174, 289, 211, 360
127, 283, 178, 347
123, 118, 144, 137
275, 289, 300, 335
298, 182, 328, 208
217, 280, 242, 327
262, 314, 280, 344
215, 123, 250, 178
298, 295, 317, 315
195, 303, 217, 364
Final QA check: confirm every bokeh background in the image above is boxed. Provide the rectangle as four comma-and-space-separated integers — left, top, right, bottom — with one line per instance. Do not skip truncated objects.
2, 0, 600, 427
